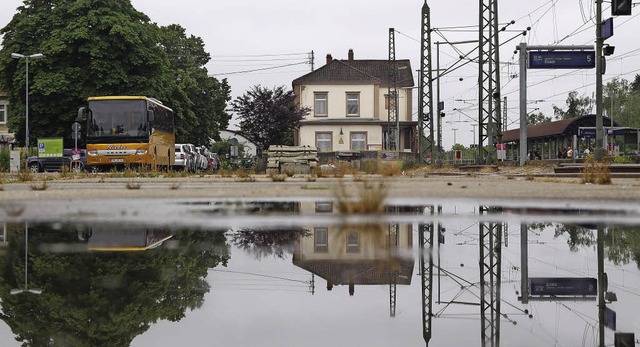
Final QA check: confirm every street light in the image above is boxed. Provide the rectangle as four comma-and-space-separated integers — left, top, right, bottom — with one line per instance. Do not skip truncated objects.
10, 223, 42, 295
11, 52, 44, 169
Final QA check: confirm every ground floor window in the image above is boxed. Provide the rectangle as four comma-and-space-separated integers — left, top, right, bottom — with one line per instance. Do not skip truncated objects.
316, 132, 332, 151
350, 132, 367, 151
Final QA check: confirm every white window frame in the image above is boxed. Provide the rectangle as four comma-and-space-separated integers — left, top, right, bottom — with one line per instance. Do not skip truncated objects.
314, 92, 328, 117
315, 132, 332, 152
346, 92, 360, 117
0, 104, 6, 124
350, 132, 367, 151
314, 227, 328, 252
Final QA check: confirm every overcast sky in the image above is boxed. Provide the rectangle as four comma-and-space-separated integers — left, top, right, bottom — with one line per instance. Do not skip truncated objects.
2, 0, 639, 148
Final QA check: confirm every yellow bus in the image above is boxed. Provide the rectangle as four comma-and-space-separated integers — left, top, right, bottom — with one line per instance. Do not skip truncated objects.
78, 96, 175, 170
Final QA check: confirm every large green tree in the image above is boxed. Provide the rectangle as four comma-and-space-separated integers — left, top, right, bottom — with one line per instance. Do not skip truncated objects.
0, 1, 230, 148
553, 91, 594, 120
0, 0, 172, 147
527, 111, 552, 125
158, 24, 231, 145
231, 85, 310, 154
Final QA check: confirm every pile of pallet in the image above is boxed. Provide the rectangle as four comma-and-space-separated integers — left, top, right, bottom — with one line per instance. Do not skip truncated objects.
267, 145, 318, 174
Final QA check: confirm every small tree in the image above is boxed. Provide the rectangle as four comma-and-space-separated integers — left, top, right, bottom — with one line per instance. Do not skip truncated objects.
231, 85, 309, 155
553, 91, 594, 120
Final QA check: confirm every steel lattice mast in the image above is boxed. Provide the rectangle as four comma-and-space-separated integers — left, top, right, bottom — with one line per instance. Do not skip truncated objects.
419, 211, 435, 345
419, 1, 435, 162
388, 28, 399, 151
479, 207, 503, 347
477, 0, 502, 164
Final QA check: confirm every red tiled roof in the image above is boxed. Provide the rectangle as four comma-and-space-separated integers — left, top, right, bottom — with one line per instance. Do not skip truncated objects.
292, 59, 414, 88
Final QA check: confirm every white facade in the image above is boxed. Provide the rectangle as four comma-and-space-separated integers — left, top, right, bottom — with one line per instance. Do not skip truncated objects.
216, 130, 257, 157
293, 52, 415, 153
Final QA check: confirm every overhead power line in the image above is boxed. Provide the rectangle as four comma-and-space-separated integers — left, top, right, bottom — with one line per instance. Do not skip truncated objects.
210, 61, 308, 76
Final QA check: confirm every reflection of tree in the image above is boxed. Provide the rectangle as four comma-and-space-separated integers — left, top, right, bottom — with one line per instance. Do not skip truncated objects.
232, 228, 309, 260
0, 224, 230, 347
555, 224, 640, 269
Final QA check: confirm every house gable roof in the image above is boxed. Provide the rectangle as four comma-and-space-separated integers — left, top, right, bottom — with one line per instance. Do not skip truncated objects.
292, 59, 414, 88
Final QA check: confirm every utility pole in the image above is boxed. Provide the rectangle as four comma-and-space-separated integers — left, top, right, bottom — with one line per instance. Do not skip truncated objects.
477, 0, 501, 165
420, 1, 435, 163
388, 28, 399, 151
595, 0, 604, 159
310, 50, 315, 71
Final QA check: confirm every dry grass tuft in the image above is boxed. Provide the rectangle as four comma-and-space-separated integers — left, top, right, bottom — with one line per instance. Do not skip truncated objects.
334, 179, 388, 214
235, 169, 256, 182
126, 181, 142, 190
17, 169, 34, 182
380, 162, 402, 176
269, 172, 287, 182
581, 156, 611, 185
29, 180, 48, 191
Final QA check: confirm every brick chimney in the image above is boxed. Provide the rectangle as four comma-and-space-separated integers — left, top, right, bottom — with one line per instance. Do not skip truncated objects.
326, 54, 333, 64
348, 49, 354, 62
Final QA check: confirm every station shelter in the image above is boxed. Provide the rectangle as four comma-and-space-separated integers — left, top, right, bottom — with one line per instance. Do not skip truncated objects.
500, 114, 639, 160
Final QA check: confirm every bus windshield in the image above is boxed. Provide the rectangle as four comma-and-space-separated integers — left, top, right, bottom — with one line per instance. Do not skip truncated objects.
87, 99, 148, 138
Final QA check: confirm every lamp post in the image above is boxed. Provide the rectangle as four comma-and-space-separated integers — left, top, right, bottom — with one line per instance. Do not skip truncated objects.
10, 222, 42, 295
11, 52, 44, 169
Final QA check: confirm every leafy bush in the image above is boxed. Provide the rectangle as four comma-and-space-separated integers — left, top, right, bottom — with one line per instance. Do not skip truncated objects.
612, 156, 634, 164
0, 148, 9, 172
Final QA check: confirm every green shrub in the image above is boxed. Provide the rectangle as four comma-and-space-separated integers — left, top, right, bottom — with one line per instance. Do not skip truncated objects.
612, 156, 634, 164
0, 148, 9, 172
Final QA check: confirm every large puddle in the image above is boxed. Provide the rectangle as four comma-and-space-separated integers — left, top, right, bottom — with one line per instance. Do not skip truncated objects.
1, 199, 639, 346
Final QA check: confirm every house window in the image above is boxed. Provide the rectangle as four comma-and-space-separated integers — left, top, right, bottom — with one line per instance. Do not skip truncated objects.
316, 132, 332, 152
384, 93, 397, 110
346, 231, 360, 253
346, 92, 360, 116
314, 92, 328, 117
314, 227, 328, 252
315, 201, 333, 213
0, 104, 6, 124
350, 132, 367, 151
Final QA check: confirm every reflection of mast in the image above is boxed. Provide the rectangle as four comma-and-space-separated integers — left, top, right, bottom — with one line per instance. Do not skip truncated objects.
389, 219, 399, 317
479, 207, 502, 347
10, 222, 42, 296
419, 207, 435, 345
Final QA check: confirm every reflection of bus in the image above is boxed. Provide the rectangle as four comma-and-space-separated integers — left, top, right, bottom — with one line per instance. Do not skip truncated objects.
78, 96, 175, 169
82, 226, 174, 251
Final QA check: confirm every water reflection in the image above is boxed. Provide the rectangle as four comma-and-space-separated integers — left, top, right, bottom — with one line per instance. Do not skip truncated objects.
0, 202, 639, 346
0, 223, 229, 346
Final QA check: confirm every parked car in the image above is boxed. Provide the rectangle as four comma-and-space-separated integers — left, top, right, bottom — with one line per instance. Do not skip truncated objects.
208, 153, 221, 170
27, 149, 88, 173
174, 144, 193, 171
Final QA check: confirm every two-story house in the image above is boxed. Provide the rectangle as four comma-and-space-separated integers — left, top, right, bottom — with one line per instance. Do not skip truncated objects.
292, 49, 416, 153
0, 92, 13, 147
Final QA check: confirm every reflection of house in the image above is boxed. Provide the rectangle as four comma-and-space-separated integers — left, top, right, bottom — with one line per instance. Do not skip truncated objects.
292, 50, 416, 153
293, 201, 414, 296
0, 223, 7, 256
0, 92, 15, 147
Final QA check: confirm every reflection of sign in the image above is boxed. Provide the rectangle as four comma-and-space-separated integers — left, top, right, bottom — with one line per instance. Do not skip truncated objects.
529, 277, 597, 296
605, 307, 617, 331
37, 138, 64, 158
529, 51, 595, 69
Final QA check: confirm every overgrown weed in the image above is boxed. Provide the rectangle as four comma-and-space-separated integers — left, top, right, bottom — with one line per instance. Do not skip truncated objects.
581, 156, 611, 184
334, 179, 388, 214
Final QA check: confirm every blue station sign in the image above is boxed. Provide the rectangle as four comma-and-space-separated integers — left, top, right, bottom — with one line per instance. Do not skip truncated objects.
529, 277, 597, 296
529, 51, 596, 69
